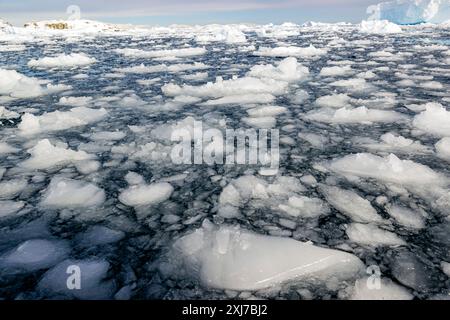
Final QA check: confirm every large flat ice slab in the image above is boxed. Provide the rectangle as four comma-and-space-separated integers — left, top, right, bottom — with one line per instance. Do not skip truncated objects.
173, 221, 364, 291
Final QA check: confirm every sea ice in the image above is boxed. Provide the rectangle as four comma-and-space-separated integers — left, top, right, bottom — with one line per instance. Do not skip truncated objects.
359, 20, 403, 33
19, 107, 107, 135
305, 106, 407, 124
119, 182, 174, 207
320, 185, 385, 224
413, 103, 450, 137
326, 153, 448, 186
346, 223, 406, 246
40, 177, 105, 208
0, 239, 69, 272
28, 53, 96, 69
254, 45, 327, 58
172, 221, 364, 291
20, 139, 94, 170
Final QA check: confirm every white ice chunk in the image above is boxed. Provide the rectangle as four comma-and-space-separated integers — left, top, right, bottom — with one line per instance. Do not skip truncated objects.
40, 177, 105, 208
305, 106, 407, 124
28, 53, 96, 69
320, 185, 385, 223
346, 223, 406, 246
19, 107, 107, 135
173, 222, 364, 291
0, 68, 70, 99
386, 205, 425, 229
359, 20, 402, 33
254, 45, 327, 58
413, 103, 450, 137
247, 57, 309, 82
0, 239, 69, 272
115, 47, 206, 58
327, 153, 447, 186
162, 76, 288, 98
119, 182, 173, 207
315, 94, 351, 108
436, 137, 450, 161
20, 139, 94, 170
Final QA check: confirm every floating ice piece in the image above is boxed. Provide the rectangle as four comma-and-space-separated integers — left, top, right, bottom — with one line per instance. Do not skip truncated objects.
0, 200, 25, 218
441, 262, 450, 277
162, 76, 288, 98
413, 102, 450, 137
254, 45, 327, 58
0, 179, 28, 199
0, 68, 70, 99
327, 153, 447, 186
218, 175, 305, 218
38, 259, 115, 299
0, 106, 19, 119
357, 132, 431, 154
20, 139, 94, 170
329, 78, 372, 91
319, 65, 353, 76
247, 57, 309, 82
113, 62, 209, 74
202, 93, 275, 106
351, 277, 413, 300
436, 137, 450, 161
173, 222, 364, 291
195, 26, 247, 44
320, 185, 385, 224
89, 131, 126, 141
359, 20, 403, 33
242, 116, 276, 128
18, 107, 107, 135
28, 53, 96, 69
58, 96, 93, 106
247, 106, 287, 118
315, 94, 352, 108
346, 223, 406, 246
367, 0, 450, 25
0, 239, 69, 272
305, 106, 407, 124
386, 205, 426, 229
0, 142, 19, 155
119, 182, 174, 207
41, 177, 105, 208
115, 47, 206, 58
278, 196, 329, 218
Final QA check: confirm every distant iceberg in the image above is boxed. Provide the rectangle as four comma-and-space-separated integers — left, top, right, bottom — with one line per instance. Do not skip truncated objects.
367, 0, 450, 25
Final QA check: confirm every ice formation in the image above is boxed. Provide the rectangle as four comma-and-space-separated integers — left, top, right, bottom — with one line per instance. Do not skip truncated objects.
28, 53, 96, 69
367, 0, 450, 24
173, 221, 364, 291
40, 177, 105, 208
0, 16, 448, 300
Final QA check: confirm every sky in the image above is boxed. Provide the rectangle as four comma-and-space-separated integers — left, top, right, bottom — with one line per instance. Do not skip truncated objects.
0, 0, 382, 26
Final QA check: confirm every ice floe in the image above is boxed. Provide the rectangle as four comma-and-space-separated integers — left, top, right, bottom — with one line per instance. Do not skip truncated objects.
40, 177, 105, 208
28, 53, 96, 69
172, 221, 364, 291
